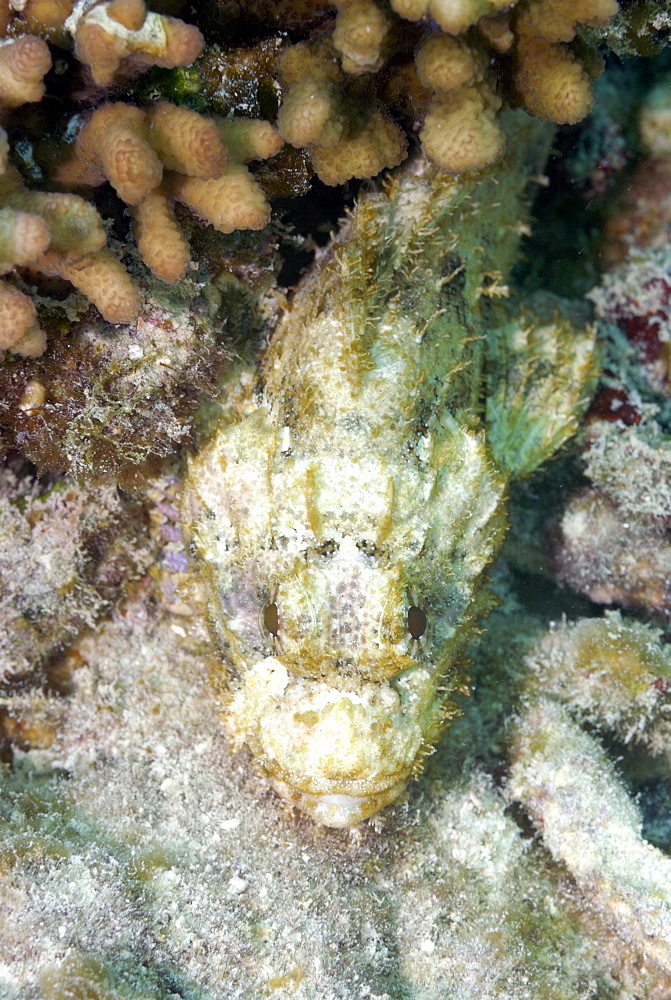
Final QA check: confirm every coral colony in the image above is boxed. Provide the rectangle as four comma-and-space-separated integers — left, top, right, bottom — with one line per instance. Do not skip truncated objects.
6, 0, 671, 997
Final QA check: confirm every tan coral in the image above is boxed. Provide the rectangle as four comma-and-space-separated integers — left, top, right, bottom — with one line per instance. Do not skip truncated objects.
517, 0, 619, 43
277, 0, 619, 178
509, 0, 618, 123
0, 104, 144, 354
390, 0, 510, 35
0, 280, 46, 356
131, 187, 190, 284
277, 40, 407, 183
413, 35, 505, 171
0, 161, 136, 344
420, 85, 503, 172
71, 0, 204, 87
276, 42, 347, 150
0, 167, 106, 258
0, 206, 51, 274
214, 118, 284, 164
415, 35, 481, 92
513, 36, 595, 123
0, 35, 52, 109
169, 164, 272, 234
310, 110, 407, 185
107, 0, 146, 30
23, 0, 75, 41
477, 13, 515, 52
276, 77, 346, 149
158, 116, 280, 239
57, 102, 280, 279
56, 102, 163, 205
147, 102, 227, 179
332, 0, 392, 75
34, 247, 142, 324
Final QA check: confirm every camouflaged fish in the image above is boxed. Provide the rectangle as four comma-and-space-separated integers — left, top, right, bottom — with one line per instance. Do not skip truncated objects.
182, 115, 598, 827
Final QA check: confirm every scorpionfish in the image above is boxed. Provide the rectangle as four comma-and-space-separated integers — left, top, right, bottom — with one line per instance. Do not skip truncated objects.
182, 115, 598, 826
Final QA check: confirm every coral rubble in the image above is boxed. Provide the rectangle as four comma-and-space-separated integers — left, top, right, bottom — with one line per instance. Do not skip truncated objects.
0, 274, 248, 485
550, 75, 671, 614
554, 421, 671, 611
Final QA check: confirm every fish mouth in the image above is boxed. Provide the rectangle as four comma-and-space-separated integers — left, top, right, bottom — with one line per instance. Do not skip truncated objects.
269, 776, 408, 827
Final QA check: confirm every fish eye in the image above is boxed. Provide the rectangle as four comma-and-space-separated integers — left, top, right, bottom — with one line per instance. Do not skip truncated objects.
263, 601, 280, 637
407, 605, 427, 640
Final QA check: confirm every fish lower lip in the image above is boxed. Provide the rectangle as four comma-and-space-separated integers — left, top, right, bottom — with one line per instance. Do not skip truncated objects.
268, 777, 408, 827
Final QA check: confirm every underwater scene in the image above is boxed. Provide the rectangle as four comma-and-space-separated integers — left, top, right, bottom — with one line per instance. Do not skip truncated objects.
3, 0, 671, 997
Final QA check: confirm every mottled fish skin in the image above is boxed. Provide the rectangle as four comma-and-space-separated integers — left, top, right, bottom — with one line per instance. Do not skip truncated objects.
182, 115, 599, 826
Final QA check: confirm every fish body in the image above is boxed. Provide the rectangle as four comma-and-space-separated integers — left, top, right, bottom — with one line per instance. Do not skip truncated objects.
183, 117, 598, 826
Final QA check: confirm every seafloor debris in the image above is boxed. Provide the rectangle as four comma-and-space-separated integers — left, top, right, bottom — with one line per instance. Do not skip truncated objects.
554, 419, 671, 611
4, 550, 671, 996
0, 461, 154, 686
507, 612, 671, 992
548, 75, 671, 613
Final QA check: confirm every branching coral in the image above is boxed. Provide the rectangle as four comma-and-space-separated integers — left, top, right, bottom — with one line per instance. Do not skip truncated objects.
510, 0, 618, 123
275, 39, 408, 185
0, 29, 142, 353
0, 148, 140, 350
0, 33, 51, 108
275, 0, 619, 181
0, 2, 224, 357
0, 280, 45, 357
0, 36, 53, 356
57, 101, 282, 283
390, 0, 510, 35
